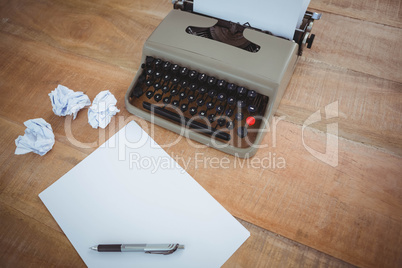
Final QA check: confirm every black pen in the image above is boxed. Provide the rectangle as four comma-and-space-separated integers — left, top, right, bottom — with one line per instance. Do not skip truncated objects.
90, 243, 185, 255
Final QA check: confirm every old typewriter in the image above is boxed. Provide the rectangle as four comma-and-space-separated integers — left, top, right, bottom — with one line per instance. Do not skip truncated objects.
125, 0, 321, 158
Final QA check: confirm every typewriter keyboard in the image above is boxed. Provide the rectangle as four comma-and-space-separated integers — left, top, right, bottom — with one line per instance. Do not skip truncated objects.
128, 56, 269, 148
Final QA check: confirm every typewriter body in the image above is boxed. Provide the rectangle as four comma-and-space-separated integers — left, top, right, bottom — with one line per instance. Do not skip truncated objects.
125, 0, 321, 158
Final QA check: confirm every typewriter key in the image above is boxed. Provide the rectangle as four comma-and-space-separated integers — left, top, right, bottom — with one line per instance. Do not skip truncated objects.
235, 112, 244, 121
227, 96, 236, 105
225, 108, 234, 117
248, 105, 256, 113
246, 116, 256, 126
237, 100, 246, 108
247, 90, 257, 99
206, 102, 214, 110
180, 67, 188, 76
171, 64, 180, 73
189, 107, 198, 116
208, 114, 215, 123
237, 86, 247, 96
180, 103, 188, 112
154, 82, 161, 90
216, 105, 224, 113
145, 79, 153, 87
163, 96, 171, 104
172, 77, 180, 84
198, 73, 207, 82
146, 69, 154, 75
227, 83, 236, 92
163, 61, 171, 70
208, 89, 217, 98
217, 93, 226, 101
154, 58, 162, 68
155, 71, 162, 78
188, 95, 195, 102
237, 127, 248, 138
207, 76, 216, 85
199, 87, 207, 94
199, 110, 207, 117
154, 94, 162, 102
162, 86, 169, 93
197, 99, 205, 106
171, 88, 179, 96
189, 83, 197, 91
217, 79, 226, 88
172, 100, 180, 107
146, 91, 154, 99
189, 70, 198, 79
163, 74, 171, 81
217, 118, 226, 127
179, 92, 187, 99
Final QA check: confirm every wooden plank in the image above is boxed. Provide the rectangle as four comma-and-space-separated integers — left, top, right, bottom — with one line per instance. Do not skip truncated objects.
310, 0, 402, 28
278, 57, 402, 156
0, 202, 83, 267
225, 219, 355, 268
303, 11, 402, 83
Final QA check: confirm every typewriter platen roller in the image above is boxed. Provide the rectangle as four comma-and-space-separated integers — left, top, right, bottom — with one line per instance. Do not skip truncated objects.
125, 0, 321, 158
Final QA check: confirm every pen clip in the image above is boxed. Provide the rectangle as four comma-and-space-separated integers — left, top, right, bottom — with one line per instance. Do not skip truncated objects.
144, 244, 180, 255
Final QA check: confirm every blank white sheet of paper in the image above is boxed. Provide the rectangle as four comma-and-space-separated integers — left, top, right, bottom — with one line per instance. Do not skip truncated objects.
193, 0, 311, 40
39, 121, 250, 268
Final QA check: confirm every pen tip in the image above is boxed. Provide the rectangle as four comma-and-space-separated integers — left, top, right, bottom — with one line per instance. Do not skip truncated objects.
178, 245, 185, 250
90, 246, 97, 251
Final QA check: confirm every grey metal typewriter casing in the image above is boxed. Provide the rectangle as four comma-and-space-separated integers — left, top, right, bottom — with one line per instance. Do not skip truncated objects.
125, 0, 320, 158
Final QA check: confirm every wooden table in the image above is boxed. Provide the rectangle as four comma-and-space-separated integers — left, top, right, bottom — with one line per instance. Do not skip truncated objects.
0, 0, 401, 267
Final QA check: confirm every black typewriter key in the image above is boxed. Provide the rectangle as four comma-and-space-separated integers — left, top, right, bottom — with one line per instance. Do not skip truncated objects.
198, 73, 207, 83
163, 96, 171, 104
131, 86, 143, 98
171, 64, 180, 73
180, 67, 189, 76
171, 88, 179, 96
146, 79, 153, 87
180, 80, 188, 87
146, 69, 154, 75
163, 74, 171, 81
146, 56, 155, 66
206, 102, 214, 110
217, 79, 226, 88
235, 112, 244, 121
197, 98, 205, 106
199, 110, 207, 117
217, 93, 226, 101
199, 86, 207, 94
154, 58, 162, 68
208, 114, 215, 123
190, 83, 197, 91
189, 107, 198, 116
225, 108, 234, 117
188, 95, 195, 102
216, 105, 224, 113
207, 76, 216, 85
162, 86, 169, 93
227, 96, 236, 105
172, 100, 180, 107
227, 83, 236, 92
247, 90, 257, 99
237, 86, 247, 96
208, 89, 217, 98
163, 61, 171, 70
237, 127, 248, 138
154, 94, 162, 102
248, 105, 256, 114
226, 121, 234, 130
180, 103, 188, 112
155, 71, 162, 78
146, 91, 154, 99
154, 82, 161, 90
172, 77, 180, 84
217, 118, 226, 127
189, 70, 198, 79
237, 100, 246, 108
179, 92, 187, 99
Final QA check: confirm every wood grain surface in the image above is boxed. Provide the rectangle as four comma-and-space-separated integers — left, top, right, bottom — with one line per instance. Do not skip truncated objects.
0, 0, 401, 267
